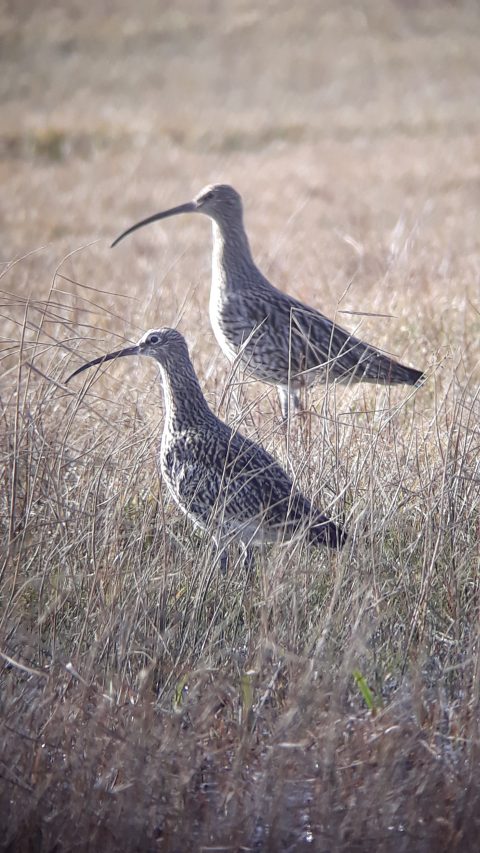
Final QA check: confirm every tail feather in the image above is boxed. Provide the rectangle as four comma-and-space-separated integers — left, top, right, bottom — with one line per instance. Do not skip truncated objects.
413, 370, 426, 387
349, 345, 425, 387
322, 323, 425, 387
309, 515, 346, 549
372, 357, 424, 387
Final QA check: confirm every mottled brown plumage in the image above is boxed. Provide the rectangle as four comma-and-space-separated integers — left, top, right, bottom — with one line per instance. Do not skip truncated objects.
112, 184, 425, 419
66, 328, 345, 569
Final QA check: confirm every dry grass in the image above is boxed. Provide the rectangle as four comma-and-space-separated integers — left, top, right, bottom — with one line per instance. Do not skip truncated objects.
1, 1, 480, 850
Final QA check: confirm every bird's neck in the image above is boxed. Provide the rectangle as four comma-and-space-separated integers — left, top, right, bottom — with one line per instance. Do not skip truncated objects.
158, 357, 213, 432
211, 218, 255, 291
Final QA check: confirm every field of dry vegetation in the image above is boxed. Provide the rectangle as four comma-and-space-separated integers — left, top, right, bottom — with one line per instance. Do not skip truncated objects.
1, 0, 480, 849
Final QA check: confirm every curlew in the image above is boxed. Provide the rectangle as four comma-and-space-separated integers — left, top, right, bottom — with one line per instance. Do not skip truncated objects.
66, 328, 345, 570
111, 184, 425, 420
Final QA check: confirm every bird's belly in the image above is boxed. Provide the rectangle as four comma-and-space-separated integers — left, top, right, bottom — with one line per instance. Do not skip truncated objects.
209, 293, 323, 388
209, 300, 289, 385
160, 455, 211, 530
209, 301, 239, 364
162, 463, 265, 543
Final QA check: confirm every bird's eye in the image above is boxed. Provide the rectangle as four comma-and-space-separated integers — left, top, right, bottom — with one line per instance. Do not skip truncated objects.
149, 334, 159, 344
202, 191, 214, 202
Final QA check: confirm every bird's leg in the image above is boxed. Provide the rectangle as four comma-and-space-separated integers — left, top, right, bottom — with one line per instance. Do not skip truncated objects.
212, 537, 229, 575
277, 386, 299, 476
286, 384, 314, 444
277, 386, 289, 422
240, 543, 255, 574
219, 550, 228, 575
277, 386, 300, 424
292, 388, 301, 414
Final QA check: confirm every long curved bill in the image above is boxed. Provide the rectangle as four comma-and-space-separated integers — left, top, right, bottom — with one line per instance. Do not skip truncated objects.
111, 201, 196, 248
65, 344, 140, 384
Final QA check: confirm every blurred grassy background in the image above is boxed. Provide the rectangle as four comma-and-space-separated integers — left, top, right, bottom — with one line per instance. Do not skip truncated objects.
2, 0, 480, 376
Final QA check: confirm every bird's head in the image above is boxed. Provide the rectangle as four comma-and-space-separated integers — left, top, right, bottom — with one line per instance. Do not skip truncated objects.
65, 328, 188, 384
193, 183, 243, 221
111, 184, 243, 247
